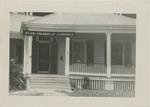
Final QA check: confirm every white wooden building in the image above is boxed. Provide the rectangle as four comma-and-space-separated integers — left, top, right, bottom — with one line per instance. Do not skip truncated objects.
10, 12, 136, 91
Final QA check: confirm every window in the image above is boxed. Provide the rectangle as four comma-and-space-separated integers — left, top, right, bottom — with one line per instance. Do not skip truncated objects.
71, 40, 86, 63
10, 39, 24, 64
70, 39, 94, 64
10, 44, 16, 59
111, 41, 132, 65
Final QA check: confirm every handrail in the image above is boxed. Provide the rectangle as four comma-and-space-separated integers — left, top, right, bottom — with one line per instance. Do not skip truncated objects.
70, 62, 106, 65
70, 63, 107, 74
70, 63, 135, 65
70, 63, 135, 75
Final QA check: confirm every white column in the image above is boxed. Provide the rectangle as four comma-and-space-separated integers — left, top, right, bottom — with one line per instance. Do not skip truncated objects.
65, 37, 70, 75
23, 36, 27, 75
106, 33, 112, 77
105, 80, 114, 90
23, 36, 32, 90
26, 36, 32, 74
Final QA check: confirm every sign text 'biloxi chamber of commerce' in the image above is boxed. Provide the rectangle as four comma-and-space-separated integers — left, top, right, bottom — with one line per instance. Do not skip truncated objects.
23, 31, 75, 37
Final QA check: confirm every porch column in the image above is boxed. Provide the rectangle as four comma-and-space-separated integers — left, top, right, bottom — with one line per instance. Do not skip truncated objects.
23, 35, 32, 90
23, 36, 27, 75
23, 36, 32, 74
65, 37, 70, 75
105, 33, 114, 90
26, 36, 32, 74
106, 33, 112, 77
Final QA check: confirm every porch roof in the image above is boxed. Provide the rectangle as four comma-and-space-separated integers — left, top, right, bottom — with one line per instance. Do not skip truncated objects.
21, 13, 136, 33
23, 13, 136, 26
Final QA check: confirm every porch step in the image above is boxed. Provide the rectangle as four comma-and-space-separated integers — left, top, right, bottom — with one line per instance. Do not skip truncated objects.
30, 80, 70, 83
30, 74, 69, 78
30, 83, 71, 87
29, 74, 72, 92
30, 78, 70, 81
30, 84, 70, 89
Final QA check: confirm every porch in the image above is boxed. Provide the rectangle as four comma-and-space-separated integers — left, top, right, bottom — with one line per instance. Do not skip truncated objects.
22, 32, 136, 91
68, 33, 136, 78
23, 33, 136, 77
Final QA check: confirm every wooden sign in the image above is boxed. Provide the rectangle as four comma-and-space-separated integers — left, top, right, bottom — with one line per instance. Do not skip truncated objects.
23, 31, 74, 37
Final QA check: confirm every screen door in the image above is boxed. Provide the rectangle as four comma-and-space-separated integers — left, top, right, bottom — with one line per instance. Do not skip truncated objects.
38, 42, 50, 73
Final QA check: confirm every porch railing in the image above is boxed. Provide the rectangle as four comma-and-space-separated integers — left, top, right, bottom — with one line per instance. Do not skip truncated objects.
111, 64, 135, 76
114, 81, 135, 91
69, 63, 135, 77
69, 63, 107, 76
70, 76, 135, 91
70, 77, 105, 90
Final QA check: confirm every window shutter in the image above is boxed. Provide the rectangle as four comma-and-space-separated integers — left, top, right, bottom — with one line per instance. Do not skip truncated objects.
125, 41, 132, 64
50, 38, 58, 74
32, 37, 38, 73
104, 41, 107, 64
70, 40, 72, 63
16, 44, 23, 64
86, 40, 94, 64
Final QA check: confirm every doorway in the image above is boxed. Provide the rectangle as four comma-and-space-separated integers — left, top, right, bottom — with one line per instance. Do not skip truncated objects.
32, 37, 58, 74
38, 42, 50, 73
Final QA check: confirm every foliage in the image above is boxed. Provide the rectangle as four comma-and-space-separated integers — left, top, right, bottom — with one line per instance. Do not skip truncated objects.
82, 76, 90, 89
70, 77, 90, 91
9, 58, 26, 91
70, 80, 77, 91
69, 89, 135, 97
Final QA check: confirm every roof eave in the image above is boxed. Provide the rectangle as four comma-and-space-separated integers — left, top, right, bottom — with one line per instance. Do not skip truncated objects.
22, 23, 136, 33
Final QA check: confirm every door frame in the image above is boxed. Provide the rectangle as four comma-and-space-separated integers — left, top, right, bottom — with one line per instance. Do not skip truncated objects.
37, 37, 51, 74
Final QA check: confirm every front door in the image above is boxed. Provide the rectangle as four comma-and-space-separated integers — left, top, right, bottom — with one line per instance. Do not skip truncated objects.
38, 42, 50, 73
32, 37, 58, 74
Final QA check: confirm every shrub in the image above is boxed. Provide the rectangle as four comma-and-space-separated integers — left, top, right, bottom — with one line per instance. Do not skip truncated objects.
9, 58, 26, 91
82, 76, 90, 89
70, 79, 77, 91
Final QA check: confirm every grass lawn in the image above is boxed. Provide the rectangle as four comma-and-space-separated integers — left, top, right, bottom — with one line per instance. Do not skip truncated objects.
9, 90, 44, 96
9, 89, 70, 96
67, 89, 135, 97
9, 89, 135, 97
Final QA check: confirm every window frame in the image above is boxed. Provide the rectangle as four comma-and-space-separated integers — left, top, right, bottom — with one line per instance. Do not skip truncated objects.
10, 38, 24, 64
111, 40, 132, 65
71, 39, 87, 63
